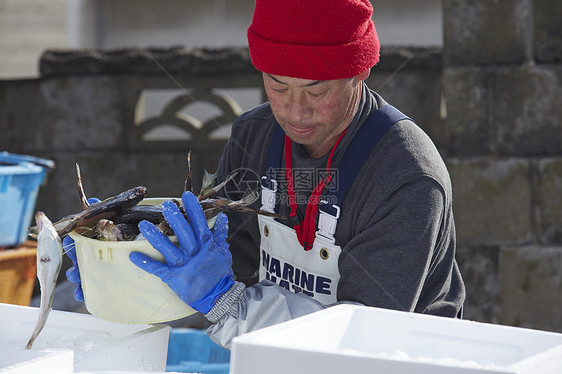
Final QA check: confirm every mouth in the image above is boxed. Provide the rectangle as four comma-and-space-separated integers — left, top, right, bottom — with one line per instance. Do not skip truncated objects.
286, 122, 314, 136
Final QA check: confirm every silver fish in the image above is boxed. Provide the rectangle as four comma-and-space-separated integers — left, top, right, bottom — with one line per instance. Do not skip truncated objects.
26, 211, 63, 349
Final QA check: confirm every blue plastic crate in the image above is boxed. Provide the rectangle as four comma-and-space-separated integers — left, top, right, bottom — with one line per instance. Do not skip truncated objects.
0, 152, 55, 247
167, 328, 230, 374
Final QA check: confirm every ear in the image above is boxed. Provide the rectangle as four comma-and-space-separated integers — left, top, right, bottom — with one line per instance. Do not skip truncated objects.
357, 69, 371, 81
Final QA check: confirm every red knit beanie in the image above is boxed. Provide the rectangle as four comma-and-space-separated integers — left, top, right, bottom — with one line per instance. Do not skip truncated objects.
247, 0, 380, 81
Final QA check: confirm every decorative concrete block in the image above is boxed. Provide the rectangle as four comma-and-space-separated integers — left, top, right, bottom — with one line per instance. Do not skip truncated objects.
442, 68, 491, 156
533, 0, 562, 63
499, 245, 562, 333
492, 66, 562, 155
448, 157, 532, 246
368, 70, 444, 149
0, 80, 47, 152
456, 246, 500, 324
533, 158, 562, 245
443, 0, 530, 66
40, 77, 131, 151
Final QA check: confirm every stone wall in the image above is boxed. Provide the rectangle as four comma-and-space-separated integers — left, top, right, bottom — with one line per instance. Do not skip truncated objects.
0, 45, 443, 295
1, 45, 442, 223
443, 0, 562, 332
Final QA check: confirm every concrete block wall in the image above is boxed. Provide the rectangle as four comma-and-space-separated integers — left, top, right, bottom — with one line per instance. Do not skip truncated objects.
0, 45, 443, 308
1, 47, 263, 222
443, 0, 562, 332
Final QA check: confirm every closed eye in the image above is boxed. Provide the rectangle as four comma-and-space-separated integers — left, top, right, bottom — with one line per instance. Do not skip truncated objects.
308, 90, 327, 98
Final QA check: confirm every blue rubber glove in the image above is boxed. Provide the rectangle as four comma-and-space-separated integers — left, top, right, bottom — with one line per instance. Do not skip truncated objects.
130, 191, 235, 314
65, 197, 101, 302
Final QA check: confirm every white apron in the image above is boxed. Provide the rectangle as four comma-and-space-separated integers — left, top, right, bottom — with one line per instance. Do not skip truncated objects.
258, 187, 342, 305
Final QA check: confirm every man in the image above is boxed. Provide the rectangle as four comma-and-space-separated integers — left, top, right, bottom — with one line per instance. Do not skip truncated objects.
67, 0, 465, 349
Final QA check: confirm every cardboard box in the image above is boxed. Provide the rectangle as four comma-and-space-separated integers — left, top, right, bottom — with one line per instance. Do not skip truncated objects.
0, 303, 170, 372
0, 244, 37, 305
231, 304, 562, 374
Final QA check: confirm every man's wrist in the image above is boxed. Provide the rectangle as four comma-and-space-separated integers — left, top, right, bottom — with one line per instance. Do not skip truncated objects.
205, 281, 246, 323
189, 275, 235, 314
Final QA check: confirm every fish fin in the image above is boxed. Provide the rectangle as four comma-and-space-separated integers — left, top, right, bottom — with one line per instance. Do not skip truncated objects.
27, 227, 38, 239
199, 169, 240, 200
227, 190, 280, 217
35, 211, 46, 232
184, 151, 193, 193
237, 189, 260, 206
233, 206, 286, 219
199, 170, 217, 198
76, 163, 90, 210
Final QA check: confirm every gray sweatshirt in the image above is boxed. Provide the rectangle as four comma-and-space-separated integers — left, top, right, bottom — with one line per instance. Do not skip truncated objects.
206, 84, 465, 348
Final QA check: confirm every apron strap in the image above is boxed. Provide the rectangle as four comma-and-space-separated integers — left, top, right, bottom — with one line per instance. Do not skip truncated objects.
329, 104, 411, 205
265, 124, 285, 176
261, 125, 285, 213
317, 104, 410, 243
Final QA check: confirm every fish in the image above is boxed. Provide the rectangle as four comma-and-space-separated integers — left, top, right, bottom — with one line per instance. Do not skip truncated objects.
185, 154, 281, 218
199, 190, 281, 219
76, 163, 90, 209
95, 219, 152, 241
95, 219, 124, 241
184, 151, 192, 194
112, 204, 165, 225
26, 211, 63, 349
29, 152, 281, 243
28, 186, 147, 239
93, 192, 275, 241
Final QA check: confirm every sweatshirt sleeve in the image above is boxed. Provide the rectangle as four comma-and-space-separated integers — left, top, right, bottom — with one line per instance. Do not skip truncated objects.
337, 177, 461, 316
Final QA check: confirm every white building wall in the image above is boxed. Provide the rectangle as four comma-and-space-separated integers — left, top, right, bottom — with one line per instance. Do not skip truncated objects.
375, 0, 443, 46
1, 0, 442, 79
68, 0, 255, 49
0, 0, 69, 79
71, 0, 442, 49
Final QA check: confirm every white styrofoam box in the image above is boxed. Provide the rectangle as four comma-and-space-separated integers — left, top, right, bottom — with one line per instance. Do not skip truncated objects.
0, 303, 171, 372
0, 349, 73, 374
75, 372, 187, 374
231, 304, 562, 374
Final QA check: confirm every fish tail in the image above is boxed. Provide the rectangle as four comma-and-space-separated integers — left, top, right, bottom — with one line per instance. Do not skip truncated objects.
25, 304, 51, 349
225, 191, 285, 218
198, 169, 240, 201
226, 190, 259, 208
199, 170, 217, 198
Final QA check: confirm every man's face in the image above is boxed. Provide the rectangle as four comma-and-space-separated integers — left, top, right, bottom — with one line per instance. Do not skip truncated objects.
263, 73, 364, 158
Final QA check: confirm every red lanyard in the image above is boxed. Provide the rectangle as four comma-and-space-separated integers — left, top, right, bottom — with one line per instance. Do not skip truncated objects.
284, 129, 348, 250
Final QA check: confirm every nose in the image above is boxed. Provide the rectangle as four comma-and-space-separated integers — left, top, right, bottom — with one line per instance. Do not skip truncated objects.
285, 91, 312, 123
